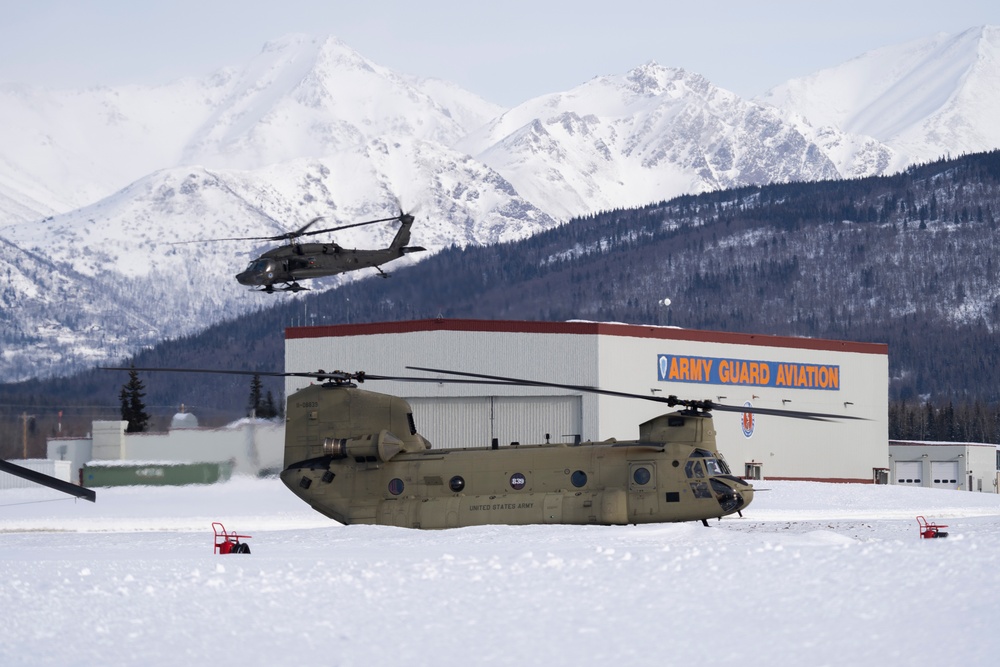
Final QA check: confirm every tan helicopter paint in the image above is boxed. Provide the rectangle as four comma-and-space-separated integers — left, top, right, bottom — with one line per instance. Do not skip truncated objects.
279, 383, 754, 529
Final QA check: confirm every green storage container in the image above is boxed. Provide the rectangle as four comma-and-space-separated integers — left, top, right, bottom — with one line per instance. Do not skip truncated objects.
83, 461, 233, 487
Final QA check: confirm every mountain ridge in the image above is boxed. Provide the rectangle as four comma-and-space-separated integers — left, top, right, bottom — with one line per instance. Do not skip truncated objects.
2, 27, 999, 383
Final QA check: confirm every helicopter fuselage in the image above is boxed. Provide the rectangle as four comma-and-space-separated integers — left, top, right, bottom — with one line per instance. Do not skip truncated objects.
235, 216, 425, 291
278, 383, 753, 529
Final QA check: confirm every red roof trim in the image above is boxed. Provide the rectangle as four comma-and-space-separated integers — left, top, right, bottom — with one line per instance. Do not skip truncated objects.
286, 318, 888, 355
889, 440, 996, 448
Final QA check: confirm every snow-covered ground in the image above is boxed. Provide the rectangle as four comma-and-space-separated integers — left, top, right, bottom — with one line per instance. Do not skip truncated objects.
3, 478, 999, 666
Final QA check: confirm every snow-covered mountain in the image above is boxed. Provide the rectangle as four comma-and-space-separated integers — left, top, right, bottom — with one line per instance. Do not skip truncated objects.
758, 26, 1000, 167
457, 63, 844, 219
1, 28, 999, 382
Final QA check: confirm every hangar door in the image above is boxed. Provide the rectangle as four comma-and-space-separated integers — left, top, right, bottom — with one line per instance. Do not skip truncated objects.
894, 461, 922, 486
930, 461, 959, 489
406, 395, 583, 450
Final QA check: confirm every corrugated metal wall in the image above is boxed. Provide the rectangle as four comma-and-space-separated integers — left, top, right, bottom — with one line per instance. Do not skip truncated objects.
407, 395, 582, 449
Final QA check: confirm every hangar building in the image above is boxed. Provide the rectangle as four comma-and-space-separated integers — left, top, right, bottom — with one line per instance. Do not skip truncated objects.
285, 319, 888, 482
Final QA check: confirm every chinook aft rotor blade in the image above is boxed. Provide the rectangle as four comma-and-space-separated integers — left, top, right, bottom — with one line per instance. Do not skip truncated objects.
406, 366, 866, 422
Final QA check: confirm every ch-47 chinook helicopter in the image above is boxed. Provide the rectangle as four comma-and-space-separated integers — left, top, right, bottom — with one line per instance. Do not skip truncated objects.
178, 210, 425, 293
105, 365, 862, 529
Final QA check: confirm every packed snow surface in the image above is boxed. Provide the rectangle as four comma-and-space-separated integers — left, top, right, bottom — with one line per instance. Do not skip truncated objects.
3, 478, 1000, 666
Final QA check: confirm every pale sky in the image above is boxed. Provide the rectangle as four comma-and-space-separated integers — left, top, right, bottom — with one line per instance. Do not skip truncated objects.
1, 0, 998, 106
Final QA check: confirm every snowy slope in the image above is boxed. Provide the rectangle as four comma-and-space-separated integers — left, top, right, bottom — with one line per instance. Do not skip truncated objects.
458, 63, 842, 219
0, 145, 555, 381
179, 35, 493, 169
759, 26, 1000, 166
2, 479, 999, 666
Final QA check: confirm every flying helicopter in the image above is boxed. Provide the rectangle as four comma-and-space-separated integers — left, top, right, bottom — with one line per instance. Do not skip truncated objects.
178, 210, 426, 293
103, 365, 863, 529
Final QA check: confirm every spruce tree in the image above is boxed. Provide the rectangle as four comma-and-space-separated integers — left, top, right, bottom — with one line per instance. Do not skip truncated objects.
121, 367, 150, 433
248, 374, 264, 417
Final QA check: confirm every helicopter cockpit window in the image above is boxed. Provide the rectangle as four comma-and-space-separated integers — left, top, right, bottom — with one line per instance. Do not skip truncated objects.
684, 461, 705, 479
704, 458, 724, 476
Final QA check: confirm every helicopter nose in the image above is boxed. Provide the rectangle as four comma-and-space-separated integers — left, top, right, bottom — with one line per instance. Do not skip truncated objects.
711, 477, 753, 514
235, 271, 251, 285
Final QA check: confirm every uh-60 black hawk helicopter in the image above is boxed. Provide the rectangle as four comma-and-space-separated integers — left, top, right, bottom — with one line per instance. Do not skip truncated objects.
180, 209, 425, 293
105, 365, 863, 529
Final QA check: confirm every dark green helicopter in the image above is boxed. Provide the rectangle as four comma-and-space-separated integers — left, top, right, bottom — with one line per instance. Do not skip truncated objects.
179, 210, 425, 293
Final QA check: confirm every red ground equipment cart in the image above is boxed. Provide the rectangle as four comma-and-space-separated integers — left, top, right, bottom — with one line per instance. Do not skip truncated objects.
213, 522, 252, 554
916, 516, 948, 538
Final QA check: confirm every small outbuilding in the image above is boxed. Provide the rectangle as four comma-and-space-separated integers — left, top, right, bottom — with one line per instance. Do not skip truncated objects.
889, 440, 999, 493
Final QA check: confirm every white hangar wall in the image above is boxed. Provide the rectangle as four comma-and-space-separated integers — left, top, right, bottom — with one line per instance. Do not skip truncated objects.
285, 319, 888, 482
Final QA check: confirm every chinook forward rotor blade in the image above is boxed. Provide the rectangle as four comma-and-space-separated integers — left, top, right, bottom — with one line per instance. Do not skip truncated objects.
98, 366, 524, 386
406, 366, 866, 422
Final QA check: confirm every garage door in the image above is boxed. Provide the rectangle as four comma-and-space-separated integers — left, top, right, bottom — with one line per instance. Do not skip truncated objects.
930, 461, 959, 489
894, 461, 922, 486
407, 395, 582, 449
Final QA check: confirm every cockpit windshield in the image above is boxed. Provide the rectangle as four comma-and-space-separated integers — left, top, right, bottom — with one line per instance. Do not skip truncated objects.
687, 450, 728, 477
248, 259, 272, 273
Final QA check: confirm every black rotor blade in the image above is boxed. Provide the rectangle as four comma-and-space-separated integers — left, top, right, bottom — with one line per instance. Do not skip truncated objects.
406, 366, 866, 422
101, 366, 862, 422
0, 459, 96, 502
99, 366, 523, 387
281, 216, 325, 240
297, 214, 406, 238
166, 216, 326, 245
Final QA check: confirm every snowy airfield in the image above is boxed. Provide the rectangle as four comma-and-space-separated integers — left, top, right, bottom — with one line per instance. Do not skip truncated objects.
3, 478, 1000, 667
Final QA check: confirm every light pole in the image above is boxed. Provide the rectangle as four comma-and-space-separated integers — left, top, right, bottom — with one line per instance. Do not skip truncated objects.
659, 298, 672, 326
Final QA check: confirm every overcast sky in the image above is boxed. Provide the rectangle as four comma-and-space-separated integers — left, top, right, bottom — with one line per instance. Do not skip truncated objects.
1, 1, 998, 106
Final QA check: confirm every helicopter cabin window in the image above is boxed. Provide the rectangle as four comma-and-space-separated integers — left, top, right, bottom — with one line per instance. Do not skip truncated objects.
684, 461, 705, 479
632, 467, 651, 485
449, 476, 465, 493
570, 470, 588, 488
